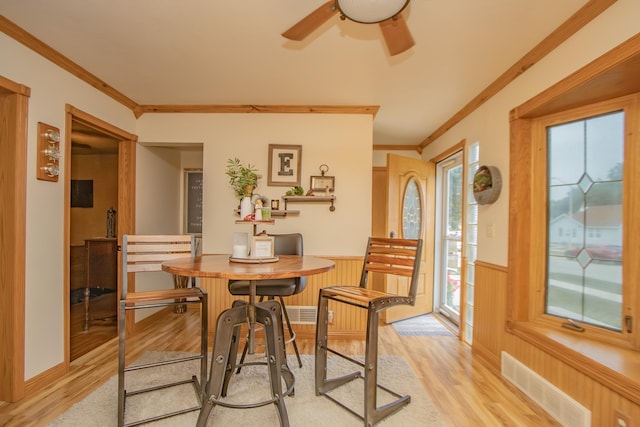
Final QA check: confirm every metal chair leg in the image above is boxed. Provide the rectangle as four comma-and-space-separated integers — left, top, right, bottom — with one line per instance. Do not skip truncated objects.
364, 307, 380, 426
278, 296, 302, 368
197, 304, 250, 427
198, 301, 294, 427
315, 292, 359, 396
316, 294, 410, 427
235, 296, 264, 374
256, 301, 292, 426
222, 300, 247, 396
117, 300, 126, 427
315, 290, 329, 395
236, 295, 303, 372
199, 293, 209, 401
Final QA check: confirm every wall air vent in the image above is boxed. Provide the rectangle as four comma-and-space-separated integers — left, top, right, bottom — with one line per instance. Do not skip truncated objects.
286, 305, 317, 324
501, 352, 591, 427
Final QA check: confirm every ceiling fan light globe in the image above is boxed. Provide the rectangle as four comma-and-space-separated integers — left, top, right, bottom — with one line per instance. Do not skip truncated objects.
337, 0, 410, 24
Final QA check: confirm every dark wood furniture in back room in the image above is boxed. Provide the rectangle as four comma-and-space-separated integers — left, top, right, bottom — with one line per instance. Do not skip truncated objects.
83, 238, 118, 330
69, 237, 118, 360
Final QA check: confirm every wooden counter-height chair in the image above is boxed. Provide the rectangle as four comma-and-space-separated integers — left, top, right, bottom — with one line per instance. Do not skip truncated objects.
118, 234, 208, 427
228, 233, 306, 368
315, 237, 423, 427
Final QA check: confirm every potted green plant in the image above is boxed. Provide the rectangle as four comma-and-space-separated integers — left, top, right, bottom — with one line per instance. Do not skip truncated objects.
225, 158, 260, 199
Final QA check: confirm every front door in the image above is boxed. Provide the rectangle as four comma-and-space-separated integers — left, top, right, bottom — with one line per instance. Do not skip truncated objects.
384, 153, 435, 323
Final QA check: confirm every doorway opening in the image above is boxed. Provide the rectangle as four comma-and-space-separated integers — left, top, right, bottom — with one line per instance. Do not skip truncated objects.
68, 120, 120, 360
65, 106, 137, 362
434, 152, 463, 326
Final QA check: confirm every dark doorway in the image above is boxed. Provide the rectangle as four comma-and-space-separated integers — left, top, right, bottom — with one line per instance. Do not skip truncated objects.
68, 119, 120, 360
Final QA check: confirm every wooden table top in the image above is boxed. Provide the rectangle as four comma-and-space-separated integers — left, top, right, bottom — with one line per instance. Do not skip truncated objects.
161, 254, 335, 280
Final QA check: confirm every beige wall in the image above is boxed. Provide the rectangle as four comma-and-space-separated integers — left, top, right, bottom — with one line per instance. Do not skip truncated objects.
422, 0, 640, 421
0, 32, 137, 379
136, 113, 373, 257
421, 0, 640, 267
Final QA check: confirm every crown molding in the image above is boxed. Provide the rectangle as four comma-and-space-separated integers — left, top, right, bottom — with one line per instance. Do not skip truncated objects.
133, 104, 379, 118
419, 0, 617, 150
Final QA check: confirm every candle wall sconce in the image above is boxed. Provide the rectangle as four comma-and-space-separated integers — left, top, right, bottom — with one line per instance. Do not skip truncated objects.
37, 122, 61, 182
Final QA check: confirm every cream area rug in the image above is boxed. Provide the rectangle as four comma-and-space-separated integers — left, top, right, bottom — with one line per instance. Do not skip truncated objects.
48, 352, 444, 426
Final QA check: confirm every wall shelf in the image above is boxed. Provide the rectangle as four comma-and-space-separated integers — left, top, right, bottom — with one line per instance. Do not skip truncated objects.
282, 195, 336, 212
235, 219, 275, 236
234, 209, 299, 218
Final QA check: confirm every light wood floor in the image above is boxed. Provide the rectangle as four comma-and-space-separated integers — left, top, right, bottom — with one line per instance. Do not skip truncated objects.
69, 292, 117, 360
0, 307, 560, 426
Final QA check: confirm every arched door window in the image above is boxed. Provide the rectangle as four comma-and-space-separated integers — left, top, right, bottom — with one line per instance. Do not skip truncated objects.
402, 178, 422, 239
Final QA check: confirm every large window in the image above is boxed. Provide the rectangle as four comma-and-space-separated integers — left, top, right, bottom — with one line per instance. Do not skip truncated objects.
509, 39, 640, 402
546, 111, 624, 331
519, 94, 639, 348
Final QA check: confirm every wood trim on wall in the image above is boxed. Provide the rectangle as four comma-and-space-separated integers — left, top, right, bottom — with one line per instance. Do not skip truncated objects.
132, 104, 380, 118
505, 31, 640, 420
2, 2, 615, 155
512, 31, 640, 119
419, 0, 618, 149
372, 144, 422, 153
0, 17, 380, 125
429, 139, 465, 164
505, 331, 640, 425
0, 76, 30, 402
63, 105, 137, 371
0, 16, 138, 111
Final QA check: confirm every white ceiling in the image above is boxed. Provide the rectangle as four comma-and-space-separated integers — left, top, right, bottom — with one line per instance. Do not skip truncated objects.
1, 0, 588, 147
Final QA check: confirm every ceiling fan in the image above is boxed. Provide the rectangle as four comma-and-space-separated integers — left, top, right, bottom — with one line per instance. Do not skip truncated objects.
282, 0, 415, 56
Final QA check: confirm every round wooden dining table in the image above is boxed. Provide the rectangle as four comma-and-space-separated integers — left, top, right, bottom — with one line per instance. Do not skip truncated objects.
161, 254, 334, 427
162, 254, 334, 353
162, 253, 334, 281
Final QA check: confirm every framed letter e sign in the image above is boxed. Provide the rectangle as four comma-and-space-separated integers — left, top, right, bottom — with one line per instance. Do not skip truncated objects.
268, 144, 302, 186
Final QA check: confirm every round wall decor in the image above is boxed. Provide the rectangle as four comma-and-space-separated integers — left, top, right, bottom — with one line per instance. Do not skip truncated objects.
473, 165, 502, 205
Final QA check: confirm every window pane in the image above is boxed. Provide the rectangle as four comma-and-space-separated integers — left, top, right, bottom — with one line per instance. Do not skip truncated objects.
467, 224, 477, 245
586, 113, 624, 182
447, 166, 463, 236
547, 257, 585, 317
468, 203, 478, 225
584, 262, 622, 329
546, 111, 624, 331
402, 179, 422, 239
548, 121, 585, 184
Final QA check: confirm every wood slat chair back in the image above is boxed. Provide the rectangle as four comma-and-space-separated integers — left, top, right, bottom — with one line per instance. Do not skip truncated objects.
324, 237, 422, 308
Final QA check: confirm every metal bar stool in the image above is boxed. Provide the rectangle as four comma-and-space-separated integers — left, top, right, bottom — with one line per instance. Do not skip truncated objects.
118, 234, 208, 427
228, 233, 307, 368
315, 237, 423, 427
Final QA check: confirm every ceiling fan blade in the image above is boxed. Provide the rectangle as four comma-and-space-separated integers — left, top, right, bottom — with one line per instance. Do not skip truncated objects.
379, 14, 415, 56
282, 0, 338, 41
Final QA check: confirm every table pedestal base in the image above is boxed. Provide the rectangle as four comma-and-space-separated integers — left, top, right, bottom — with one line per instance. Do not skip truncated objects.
172, 275, 189, 313
196, 299, 294, 427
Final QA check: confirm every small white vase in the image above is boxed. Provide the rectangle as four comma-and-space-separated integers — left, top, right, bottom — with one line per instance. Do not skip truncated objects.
240, 196, 253, 219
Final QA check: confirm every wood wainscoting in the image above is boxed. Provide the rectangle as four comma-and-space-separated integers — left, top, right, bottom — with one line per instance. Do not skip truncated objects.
504, 333, 640, 425
472, 260, 508, 371
472, 260, 640, 424
200, 256, 367, 340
